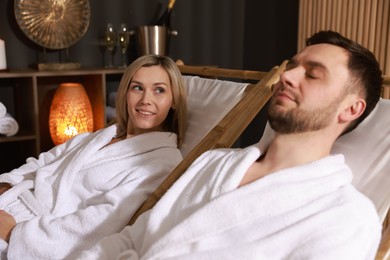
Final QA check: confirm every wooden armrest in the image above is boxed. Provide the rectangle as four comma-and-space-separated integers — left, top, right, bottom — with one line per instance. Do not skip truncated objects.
375, 224, 390, 260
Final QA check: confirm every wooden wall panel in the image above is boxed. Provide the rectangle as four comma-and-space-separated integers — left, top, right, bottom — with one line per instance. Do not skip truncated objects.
298, 0, 390, 80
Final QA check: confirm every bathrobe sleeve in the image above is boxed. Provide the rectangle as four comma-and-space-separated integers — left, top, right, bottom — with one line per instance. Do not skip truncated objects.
0, 133, 90, 185
77, 212, 149, 260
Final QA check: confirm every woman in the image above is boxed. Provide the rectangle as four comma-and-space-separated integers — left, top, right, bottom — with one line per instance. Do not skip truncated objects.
0, 55, 187, 259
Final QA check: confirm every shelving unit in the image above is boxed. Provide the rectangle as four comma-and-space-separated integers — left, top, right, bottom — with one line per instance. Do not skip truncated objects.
0, 68, 125, 173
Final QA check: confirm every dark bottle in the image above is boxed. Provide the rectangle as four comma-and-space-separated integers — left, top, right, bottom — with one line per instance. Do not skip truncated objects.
155, 0, 176, 27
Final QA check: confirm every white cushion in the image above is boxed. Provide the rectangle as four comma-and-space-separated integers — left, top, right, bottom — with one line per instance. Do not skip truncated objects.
181, 76, 248, 157
333, 99, 390, 222
259, 99, 390, 222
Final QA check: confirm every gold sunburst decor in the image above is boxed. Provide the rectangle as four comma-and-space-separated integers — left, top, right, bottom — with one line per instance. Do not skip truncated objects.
14, 0, 90, 50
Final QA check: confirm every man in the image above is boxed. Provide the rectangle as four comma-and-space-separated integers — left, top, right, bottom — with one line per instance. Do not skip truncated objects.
79, 30, 383, 259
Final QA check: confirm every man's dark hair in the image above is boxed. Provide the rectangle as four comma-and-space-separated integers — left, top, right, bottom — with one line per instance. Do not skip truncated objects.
306, 30, 382, 134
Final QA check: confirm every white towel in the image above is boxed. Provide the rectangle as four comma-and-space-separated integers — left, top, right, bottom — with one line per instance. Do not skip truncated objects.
0, 101, 6, 117
0, 113, 19, 136
108, 92, 117, 108
106, 106, 116, 122
0, 39, 6, 70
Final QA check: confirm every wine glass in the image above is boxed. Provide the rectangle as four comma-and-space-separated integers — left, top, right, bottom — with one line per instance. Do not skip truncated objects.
104, 23, 117, 68
118, 23, 130, 68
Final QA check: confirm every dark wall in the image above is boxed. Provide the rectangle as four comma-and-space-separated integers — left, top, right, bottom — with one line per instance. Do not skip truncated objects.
0, 0, 298, 146
1, 0, 248, 69
70, 0, 246, 69
243, 0, 299, 71
240, 0, 299, 146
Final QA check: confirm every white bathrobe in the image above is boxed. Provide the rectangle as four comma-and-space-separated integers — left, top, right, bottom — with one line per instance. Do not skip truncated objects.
0, 124, 182, 260
79, 143, 382, 260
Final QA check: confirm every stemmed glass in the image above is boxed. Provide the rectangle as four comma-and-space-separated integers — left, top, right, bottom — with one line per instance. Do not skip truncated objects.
118, 23, 130, 68
104, 23, 117, 68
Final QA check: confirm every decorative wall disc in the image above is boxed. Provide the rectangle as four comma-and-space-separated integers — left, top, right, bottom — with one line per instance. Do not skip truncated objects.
14, 0, 90, 50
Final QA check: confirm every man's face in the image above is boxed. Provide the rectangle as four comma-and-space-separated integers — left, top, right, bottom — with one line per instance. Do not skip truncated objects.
268, 43, 351, 134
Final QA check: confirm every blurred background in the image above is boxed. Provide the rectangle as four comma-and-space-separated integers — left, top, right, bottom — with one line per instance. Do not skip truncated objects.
0, 0, 299, 71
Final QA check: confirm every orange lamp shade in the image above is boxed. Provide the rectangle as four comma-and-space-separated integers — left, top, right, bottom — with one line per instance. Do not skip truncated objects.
49, 83, 94, 145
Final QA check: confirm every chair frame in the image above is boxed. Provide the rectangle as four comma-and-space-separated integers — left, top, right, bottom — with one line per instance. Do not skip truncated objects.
381, 76, 390, 99
128, 62, 287, 225
376, 211, 390, 260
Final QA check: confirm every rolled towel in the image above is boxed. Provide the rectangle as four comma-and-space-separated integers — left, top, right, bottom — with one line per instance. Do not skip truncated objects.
0, 113, 19, 136
106, 106, 116, 123
107, 91, 117, 108
0, 101, 6, 118
0, 38, 6, 70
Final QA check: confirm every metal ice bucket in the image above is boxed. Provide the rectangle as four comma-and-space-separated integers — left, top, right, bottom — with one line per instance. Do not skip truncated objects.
136, 25, 177, 56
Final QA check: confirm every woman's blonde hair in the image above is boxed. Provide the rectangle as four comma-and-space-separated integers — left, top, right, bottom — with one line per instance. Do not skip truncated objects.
115, 54, 187, 147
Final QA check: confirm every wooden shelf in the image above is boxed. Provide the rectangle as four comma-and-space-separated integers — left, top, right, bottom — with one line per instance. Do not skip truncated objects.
0, 68, 124, 173
0, 133, 36, 143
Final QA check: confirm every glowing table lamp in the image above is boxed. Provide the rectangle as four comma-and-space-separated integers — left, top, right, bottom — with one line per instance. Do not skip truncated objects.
49, 83, 93, 145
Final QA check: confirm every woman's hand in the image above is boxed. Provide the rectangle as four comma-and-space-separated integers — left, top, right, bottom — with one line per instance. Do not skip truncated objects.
0, 210, 16, 242
0, 183, 11, 195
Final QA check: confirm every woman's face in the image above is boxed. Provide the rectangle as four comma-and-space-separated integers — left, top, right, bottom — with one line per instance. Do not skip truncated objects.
126, 65, 174, 136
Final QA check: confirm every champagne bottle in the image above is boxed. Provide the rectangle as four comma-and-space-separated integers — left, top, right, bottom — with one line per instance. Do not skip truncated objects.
155, 0, 176, 27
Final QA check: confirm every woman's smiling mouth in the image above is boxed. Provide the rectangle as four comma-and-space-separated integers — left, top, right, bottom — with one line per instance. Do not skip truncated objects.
136, 109, 156, 116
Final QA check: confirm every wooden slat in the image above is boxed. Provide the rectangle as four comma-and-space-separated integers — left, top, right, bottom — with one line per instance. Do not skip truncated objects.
340, 0, 348, 35
368, 0, 377, 51
335, 0, 343, 33
382, 76, 390, 99
378, 0, 389, 73
374, 0, 384, 59
128, 61, 288, 225
345, 0, 354, 39
297, 0, 306, 50
325, 0, 333, 30
351, 0, 359, 40
306, 0, 313, 45
376, 210, 390, 260
177, 64, 267, 81
383, 2, 390, 75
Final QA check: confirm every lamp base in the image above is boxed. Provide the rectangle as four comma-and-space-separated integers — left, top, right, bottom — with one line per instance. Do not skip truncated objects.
35, 62, 81, 71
